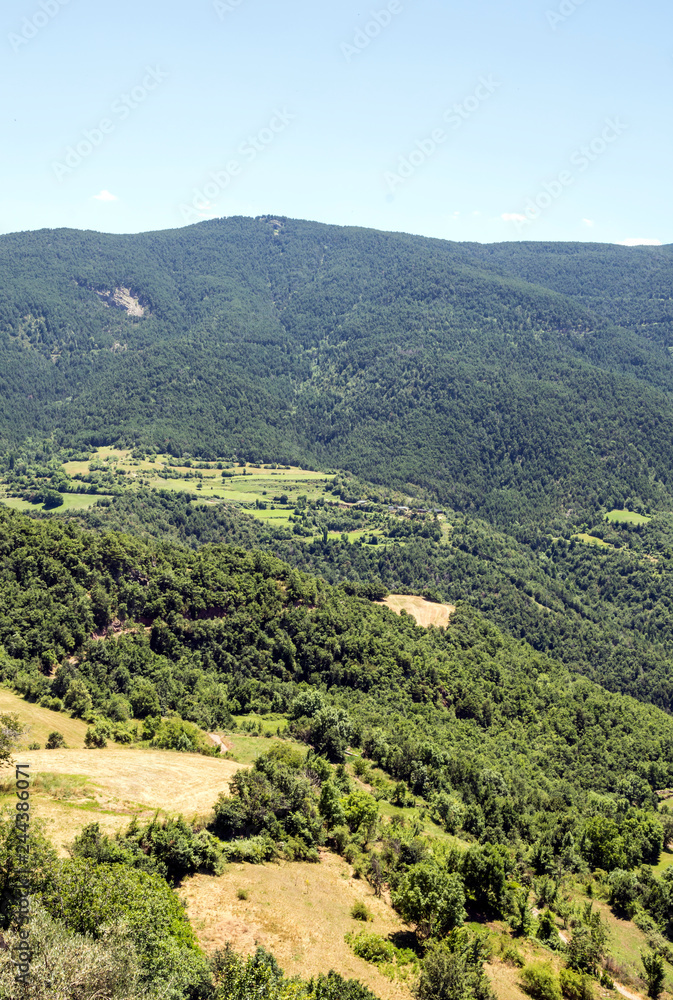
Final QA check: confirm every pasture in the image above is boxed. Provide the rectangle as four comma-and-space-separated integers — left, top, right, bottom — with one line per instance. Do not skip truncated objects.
605, 509, 652, 525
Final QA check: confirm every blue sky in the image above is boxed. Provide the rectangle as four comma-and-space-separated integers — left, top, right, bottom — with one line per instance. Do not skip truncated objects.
1, 0, 670, 244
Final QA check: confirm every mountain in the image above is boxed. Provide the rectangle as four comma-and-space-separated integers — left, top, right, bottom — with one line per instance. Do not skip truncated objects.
2, 217, 673, 524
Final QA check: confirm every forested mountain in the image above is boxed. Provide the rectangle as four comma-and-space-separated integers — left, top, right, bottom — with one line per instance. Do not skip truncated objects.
2, 218, 673, 524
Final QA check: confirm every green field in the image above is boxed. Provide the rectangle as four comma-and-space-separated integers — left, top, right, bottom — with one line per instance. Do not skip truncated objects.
572, 532, 614, 548
605, 508, 652, 525
0, 493, 113, 513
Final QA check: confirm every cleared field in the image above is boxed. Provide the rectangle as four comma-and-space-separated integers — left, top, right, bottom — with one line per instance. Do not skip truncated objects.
573, 533, 614, 549
182, 849, 412, 1000
0, 494, 111, 513
606, 509, 652, 525
0, 686, 89, 748
0, 746, 244, 853
377, 595, 455, 628
15, 747, 241, 815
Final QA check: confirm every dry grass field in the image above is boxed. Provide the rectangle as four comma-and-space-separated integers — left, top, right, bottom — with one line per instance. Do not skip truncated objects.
377, 595, 455, 628
0, 686, 245, 852
0, 687, 89, 748
182, 849, 413, 1000
1, 747, 243, 853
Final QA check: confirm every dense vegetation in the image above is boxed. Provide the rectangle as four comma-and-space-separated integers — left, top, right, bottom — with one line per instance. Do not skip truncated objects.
1, 507, 673, 861
1, 218, 673, 523
50, 485, 673, 717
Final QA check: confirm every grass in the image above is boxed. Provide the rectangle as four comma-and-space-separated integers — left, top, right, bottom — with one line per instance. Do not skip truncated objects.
605, 508, 652, 525
181, 849, 411, 1000
0, 686, 90, 748
0, 494, 111, 513
648, 848, 673, 877
573, 533, 614, 548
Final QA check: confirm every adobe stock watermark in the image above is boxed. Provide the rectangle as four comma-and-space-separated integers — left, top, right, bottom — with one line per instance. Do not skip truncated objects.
179, 108, 295, 224
505, 117, 627, 233
51, 67, 168, 181
341, 2, 403, 62
213, 0, 247, 18
547, 0, 588, 30
384, 76, 501, 194
9, 0, 72, 53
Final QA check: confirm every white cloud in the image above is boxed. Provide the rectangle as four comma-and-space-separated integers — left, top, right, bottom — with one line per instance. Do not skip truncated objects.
617, 238, 662, 246
93, 189, 118, 202
501, 213, 526, 222
582, 218, 594, 227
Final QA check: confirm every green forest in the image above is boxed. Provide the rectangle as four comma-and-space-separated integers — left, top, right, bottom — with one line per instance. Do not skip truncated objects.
3, 218, 673, 999
1, 218, 673, 524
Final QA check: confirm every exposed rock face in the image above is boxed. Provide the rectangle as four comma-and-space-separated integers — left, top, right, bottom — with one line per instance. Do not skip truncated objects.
95, 286, 145, 317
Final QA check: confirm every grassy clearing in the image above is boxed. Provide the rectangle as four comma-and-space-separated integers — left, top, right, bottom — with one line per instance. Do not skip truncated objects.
182, 849, 413, 1000
648, 848, 673, 877
377, 595, 455, 628
573, 533, 615, 549
0, 493, 111, 513
0, 686, 89, 748
605, 509, 652, 525
0, 746, 244, 854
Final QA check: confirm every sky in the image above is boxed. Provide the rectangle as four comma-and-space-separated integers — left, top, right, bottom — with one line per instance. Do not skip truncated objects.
1, 0, 670, 245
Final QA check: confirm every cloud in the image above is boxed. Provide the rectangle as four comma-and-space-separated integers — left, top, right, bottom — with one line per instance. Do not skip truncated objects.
617, 237, 662, 246
93, 189, 118, 202
501, 213, 526, 222
582, 218, 594, 227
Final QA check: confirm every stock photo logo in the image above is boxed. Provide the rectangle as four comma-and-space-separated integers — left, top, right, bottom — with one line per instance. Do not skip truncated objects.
179, 109, 295, 223
341, 2, 403, 62
51, 67, 169, 180
8, 0, 71, 53
504, 117, 628, 233
384, 77, 501, 194
546, 0, 589, 30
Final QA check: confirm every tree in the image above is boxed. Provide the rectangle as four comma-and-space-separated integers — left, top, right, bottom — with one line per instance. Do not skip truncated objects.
343, 790, 378, 839
129, 678, 161, 718
642, 951, 666, 1000
45, 731, 67, 749
414, 937, 494, 1000
392, 862, 466, 939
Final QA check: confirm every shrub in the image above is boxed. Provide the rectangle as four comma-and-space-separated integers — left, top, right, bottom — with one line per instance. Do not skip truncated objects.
29, 742, 41, 750
559, 967, 594, 1000
520, 962, 562, 1000
346, 930, 394, 964
351, 900, 372, 921
45, 731, 66, 749
415, 939, 495, 1000
85, 727, 107, 748
500, 941, 525, 967
236, 888, 249, 900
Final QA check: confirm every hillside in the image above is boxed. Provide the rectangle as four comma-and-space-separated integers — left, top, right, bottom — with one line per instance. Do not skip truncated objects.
2, 218, 673, 523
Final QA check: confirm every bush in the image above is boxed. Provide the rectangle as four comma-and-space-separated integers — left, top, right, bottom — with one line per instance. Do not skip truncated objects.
415, 940, 495, 1000
29, 741, 41, 750
85, 727, 107, 748
236, 888, 248, 900
351, 900, 372, 921
45, 731, 66, 749
559, 967, 594, 1000
220, 835, 279, 864
520, 962, 562, 1000
346, 930, 394, 963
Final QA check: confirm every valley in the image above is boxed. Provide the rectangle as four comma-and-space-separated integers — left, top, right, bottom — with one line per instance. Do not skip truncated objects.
2, 219, 673, 1000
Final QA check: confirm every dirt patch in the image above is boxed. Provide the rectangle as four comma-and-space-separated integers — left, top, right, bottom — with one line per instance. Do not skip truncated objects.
182, 849, 413, 999
377, 595, 455, 628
